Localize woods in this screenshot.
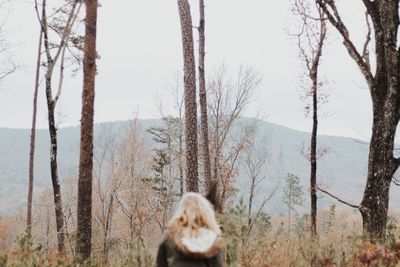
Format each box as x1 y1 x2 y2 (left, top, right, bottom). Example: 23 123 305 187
0 0 400 266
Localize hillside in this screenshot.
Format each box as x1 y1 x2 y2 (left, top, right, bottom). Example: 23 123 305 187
0 118 398 215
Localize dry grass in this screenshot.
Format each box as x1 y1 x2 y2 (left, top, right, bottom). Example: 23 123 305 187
1 207 400 266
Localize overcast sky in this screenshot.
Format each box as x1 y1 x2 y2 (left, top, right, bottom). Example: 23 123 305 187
0 0 377 140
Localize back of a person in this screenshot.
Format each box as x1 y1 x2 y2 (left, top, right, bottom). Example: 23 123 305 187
156 192 224 267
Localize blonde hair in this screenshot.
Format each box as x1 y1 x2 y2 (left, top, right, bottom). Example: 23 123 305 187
168 192 221 238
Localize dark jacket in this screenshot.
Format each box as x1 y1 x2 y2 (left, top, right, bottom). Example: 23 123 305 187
156 229 224 267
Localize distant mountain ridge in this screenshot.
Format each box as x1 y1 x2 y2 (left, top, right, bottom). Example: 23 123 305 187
1 118 399 215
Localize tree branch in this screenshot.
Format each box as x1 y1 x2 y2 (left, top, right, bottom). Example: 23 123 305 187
393 176 400 186
317 185 359 209
54 45 66 105
316 0 374 87
0 63 16 80
52 1 80 65
362 11 371 67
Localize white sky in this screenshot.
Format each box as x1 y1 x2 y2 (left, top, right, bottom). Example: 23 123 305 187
0 0 374 140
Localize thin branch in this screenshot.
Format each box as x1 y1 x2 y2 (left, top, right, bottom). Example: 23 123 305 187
52 1 80 65
317 185 359 209
146 199 164 231
362 11 371 67
54 45 66 105
248 184 278 236
392 176 400 186
0 63 16 80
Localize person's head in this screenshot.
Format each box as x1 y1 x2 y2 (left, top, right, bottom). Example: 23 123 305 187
168 192 221 238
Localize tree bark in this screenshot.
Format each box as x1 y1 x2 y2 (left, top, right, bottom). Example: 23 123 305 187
76 0 98 261
177 0 198 192
198 0 212 191
46 70 65 253
360 110 399 241
26 28 43 238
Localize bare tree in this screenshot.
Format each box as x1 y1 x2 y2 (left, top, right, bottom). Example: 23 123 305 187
114 122 154 266
92 126 125 263
316 0 400 241
26 28 43 239
293 0 327 237
243 128 276 237
76 0 98 261
177 0 199 192
207 65 261 210
34 0 82 253
197 0 212 191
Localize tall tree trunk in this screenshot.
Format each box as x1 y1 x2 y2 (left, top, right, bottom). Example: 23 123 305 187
26 29 43 238
46 69 65 254
76 0 98 261
177 0 198 192
360 108 399 240
198 0 212 191
310 80 318 237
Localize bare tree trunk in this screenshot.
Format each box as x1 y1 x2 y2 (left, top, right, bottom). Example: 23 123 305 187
177 0 198 192
360 111 399 240
76 0 98 261
198 0 212 191
46 70 66 254
294 2 326 237
26 29 43 238
310 78 318 237
309 15 325 236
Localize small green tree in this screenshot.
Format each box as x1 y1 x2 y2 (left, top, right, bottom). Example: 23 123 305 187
283 173 304 233
147 117 183 231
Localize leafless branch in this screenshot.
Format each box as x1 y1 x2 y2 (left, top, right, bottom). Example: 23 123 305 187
317 185 359 209
362 11 371 67
54 45 66 105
